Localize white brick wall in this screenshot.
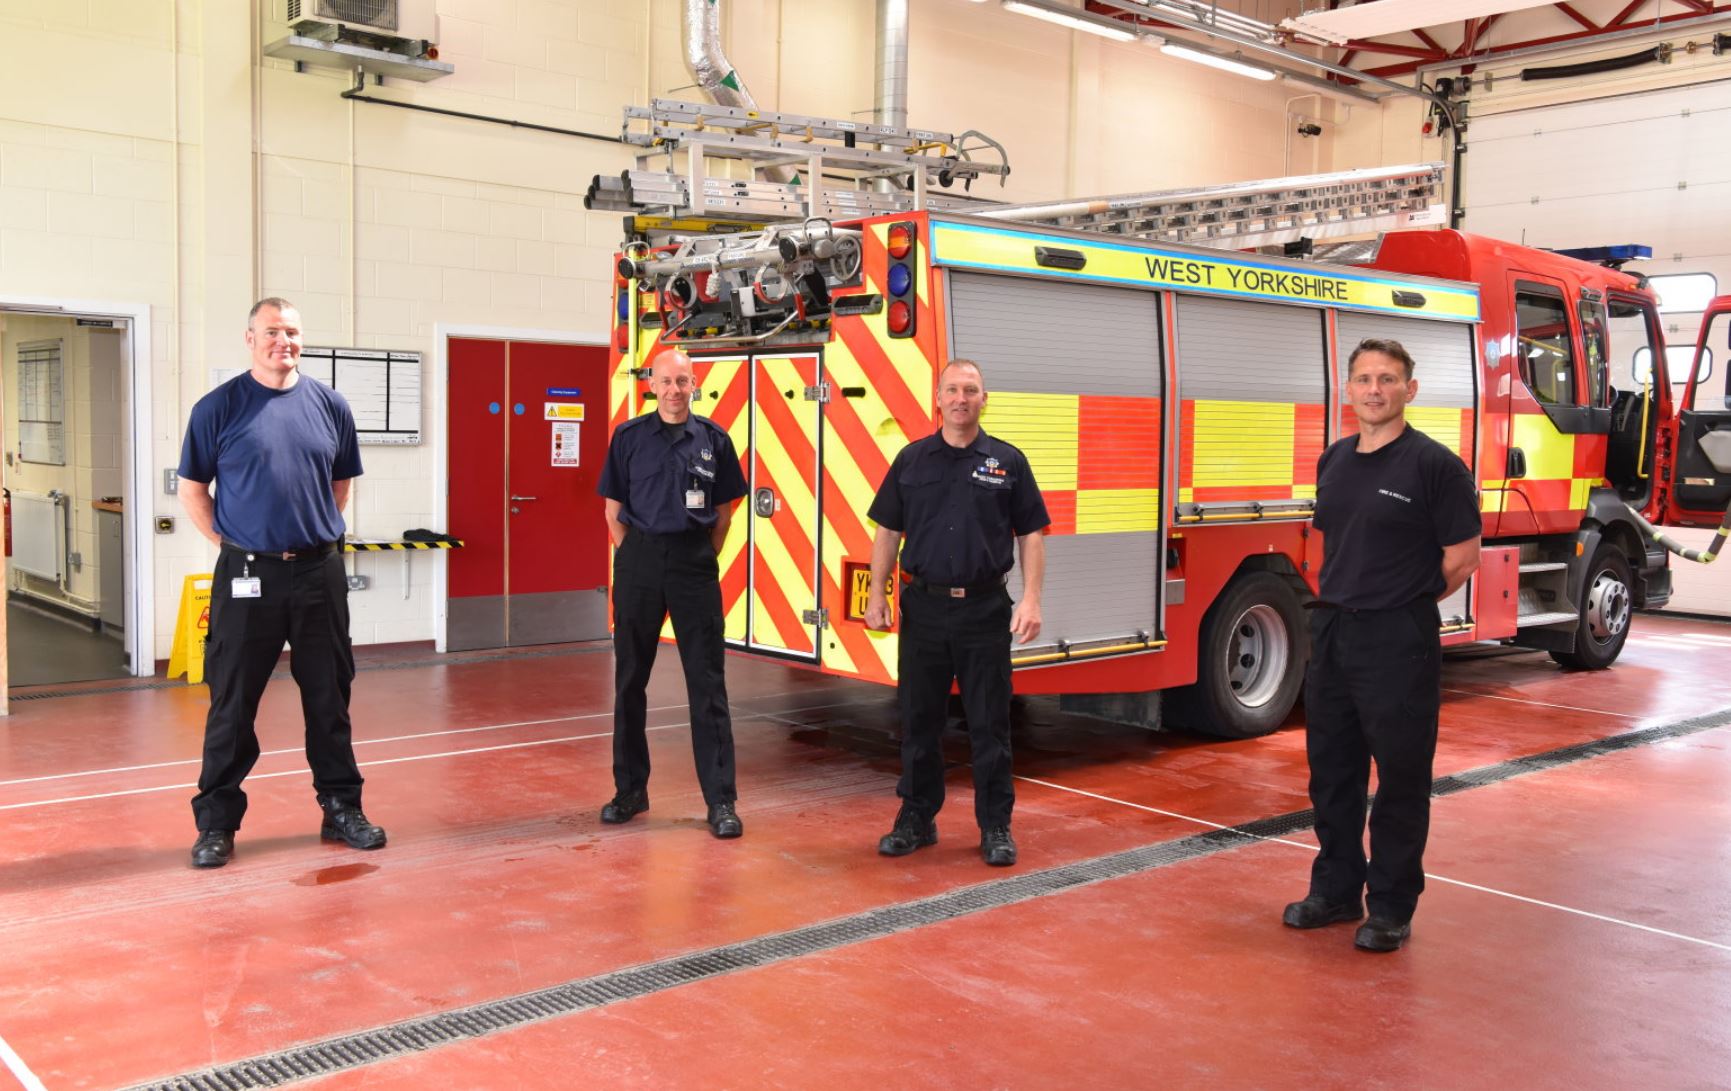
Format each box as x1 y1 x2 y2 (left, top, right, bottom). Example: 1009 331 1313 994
1 0 1339 670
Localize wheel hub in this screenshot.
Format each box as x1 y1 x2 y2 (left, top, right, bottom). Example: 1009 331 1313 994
1225 603 1290 709
1585 570 1631 643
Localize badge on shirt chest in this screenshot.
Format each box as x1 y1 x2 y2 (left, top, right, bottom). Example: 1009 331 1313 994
686 489 706 509
971 457 1010 488
231 577 262 599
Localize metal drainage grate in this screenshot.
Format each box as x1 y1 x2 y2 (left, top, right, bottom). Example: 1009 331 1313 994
125 704 1731 1091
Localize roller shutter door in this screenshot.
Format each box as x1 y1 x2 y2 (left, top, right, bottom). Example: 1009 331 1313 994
1174 295 1328 513
1335 312 1477 468
946 270 1165 651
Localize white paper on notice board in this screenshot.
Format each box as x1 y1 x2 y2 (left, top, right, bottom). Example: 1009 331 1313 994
551 421 580 466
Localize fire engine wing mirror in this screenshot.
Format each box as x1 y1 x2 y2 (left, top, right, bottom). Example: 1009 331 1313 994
1507 447 1528 479
1697 430 1731 474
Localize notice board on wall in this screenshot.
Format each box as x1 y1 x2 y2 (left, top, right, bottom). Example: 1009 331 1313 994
17 339 66 465
297 348 422 446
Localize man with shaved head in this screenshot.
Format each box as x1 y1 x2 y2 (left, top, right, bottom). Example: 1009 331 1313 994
597 349 749 838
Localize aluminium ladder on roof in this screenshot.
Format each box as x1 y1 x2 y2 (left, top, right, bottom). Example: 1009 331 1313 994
976 163 1447 250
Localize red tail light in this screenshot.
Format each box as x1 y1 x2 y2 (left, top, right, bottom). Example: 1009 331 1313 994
887 300 912 335
887 224 914 260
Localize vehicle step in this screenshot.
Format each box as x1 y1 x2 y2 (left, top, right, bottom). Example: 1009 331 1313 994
1517 610 1579 627
1519 562 1569 574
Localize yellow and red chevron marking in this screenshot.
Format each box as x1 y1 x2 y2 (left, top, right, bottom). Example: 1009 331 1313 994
983 392 1162 533
751 355 821 656
691 356 751 642
814 219 944 685
1178 400 1327 505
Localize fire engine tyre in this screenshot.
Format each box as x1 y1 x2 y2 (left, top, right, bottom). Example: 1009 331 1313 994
1549 545 1634 671
1168 572 1308 739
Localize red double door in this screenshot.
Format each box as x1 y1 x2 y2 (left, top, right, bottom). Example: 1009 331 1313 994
447 338 611 650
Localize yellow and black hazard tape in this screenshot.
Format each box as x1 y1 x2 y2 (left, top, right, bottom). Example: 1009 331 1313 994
342 540 464 552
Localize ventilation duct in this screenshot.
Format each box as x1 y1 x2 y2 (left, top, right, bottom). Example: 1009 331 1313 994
682 0 795 184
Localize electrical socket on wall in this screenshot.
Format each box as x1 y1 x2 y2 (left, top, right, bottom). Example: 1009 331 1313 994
163 469 178 494
347 575 370 591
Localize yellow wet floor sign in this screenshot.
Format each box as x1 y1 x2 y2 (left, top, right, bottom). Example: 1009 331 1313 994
167 573 213 684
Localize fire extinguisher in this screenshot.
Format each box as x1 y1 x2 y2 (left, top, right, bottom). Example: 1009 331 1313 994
3 487 10 558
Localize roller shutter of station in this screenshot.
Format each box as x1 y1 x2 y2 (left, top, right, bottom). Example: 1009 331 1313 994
946 270 1164 654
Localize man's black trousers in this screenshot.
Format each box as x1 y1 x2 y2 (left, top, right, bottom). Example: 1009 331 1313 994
1303 597 1442 922
193 546 362 832
611 529 737 805
895 583 1015 829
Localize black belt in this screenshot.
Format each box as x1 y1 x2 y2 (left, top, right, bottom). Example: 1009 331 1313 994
1306 597 1429 614
902 574 1006 599
221 540 339 561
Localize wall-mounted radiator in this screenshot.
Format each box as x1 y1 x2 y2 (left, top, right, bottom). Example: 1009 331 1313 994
10 491 65 582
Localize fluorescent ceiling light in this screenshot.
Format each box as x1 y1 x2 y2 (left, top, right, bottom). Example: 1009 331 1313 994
1002 0 1139 43
1160 42 1276 81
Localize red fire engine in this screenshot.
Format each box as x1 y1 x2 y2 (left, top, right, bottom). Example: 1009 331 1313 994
596 104 1728 739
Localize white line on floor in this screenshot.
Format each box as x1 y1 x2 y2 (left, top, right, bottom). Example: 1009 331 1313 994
0 697 867 812
1016 774 1731 954
0 689 857 789
0 1030 48 1091
1439 688 1641 718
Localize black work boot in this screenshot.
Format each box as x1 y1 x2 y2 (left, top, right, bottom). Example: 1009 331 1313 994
1354 916 1412 952
601 789 649 824
706 802 743 839
979 825 1017 867
190 830 235 869
877 806 938 857
1282 893 1365 929
320 802 387 850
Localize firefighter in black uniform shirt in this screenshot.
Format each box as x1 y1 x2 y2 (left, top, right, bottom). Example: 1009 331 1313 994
1283 338 1481 952
864 359 1049 867
597 349 749 838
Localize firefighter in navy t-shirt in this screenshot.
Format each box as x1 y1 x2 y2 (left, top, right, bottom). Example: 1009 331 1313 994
177 297 385 869
1283 338 1481 951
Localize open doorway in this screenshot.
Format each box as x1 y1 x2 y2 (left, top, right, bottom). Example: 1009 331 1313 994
1 303 150 689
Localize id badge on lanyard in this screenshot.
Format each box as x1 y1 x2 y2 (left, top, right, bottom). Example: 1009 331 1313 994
232 555 262 598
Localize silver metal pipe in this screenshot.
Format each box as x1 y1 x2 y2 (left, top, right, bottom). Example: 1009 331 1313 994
875 0 910 130
681 0 795 183
1415 10 1731 73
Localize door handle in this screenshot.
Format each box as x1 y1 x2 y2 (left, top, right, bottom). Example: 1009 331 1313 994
510 495 539 501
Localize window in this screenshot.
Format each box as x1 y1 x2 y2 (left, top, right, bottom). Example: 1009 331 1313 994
1516 289 1576 406
1579 299 1610 408
1647 272 1718 315
1632 345 1712 385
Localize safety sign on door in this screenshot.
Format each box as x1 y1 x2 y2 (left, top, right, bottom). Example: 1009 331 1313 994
545 402 585 420
551 421 580 467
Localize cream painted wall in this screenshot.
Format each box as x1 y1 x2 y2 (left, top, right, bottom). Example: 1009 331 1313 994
0 0 1335 661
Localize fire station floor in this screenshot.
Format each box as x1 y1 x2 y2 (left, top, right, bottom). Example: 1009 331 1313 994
1 615 1729 1091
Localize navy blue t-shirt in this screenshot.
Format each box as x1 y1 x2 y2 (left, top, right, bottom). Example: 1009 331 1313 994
597 412 748 534
1313 425 1481 610
868 429 1049 586
177 372 363 552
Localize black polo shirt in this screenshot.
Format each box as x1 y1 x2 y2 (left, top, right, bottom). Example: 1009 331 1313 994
1313 424 1481 610
597 412 748 533
868 428 1049 586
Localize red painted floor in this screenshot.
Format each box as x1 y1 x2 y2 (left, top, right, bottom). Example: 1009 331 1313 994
1 615 1729 1089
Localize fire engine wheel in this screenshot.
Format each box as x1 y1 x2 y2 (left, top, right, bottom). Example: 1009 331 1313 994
1549 545 1634 671
1168 572 1308 739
